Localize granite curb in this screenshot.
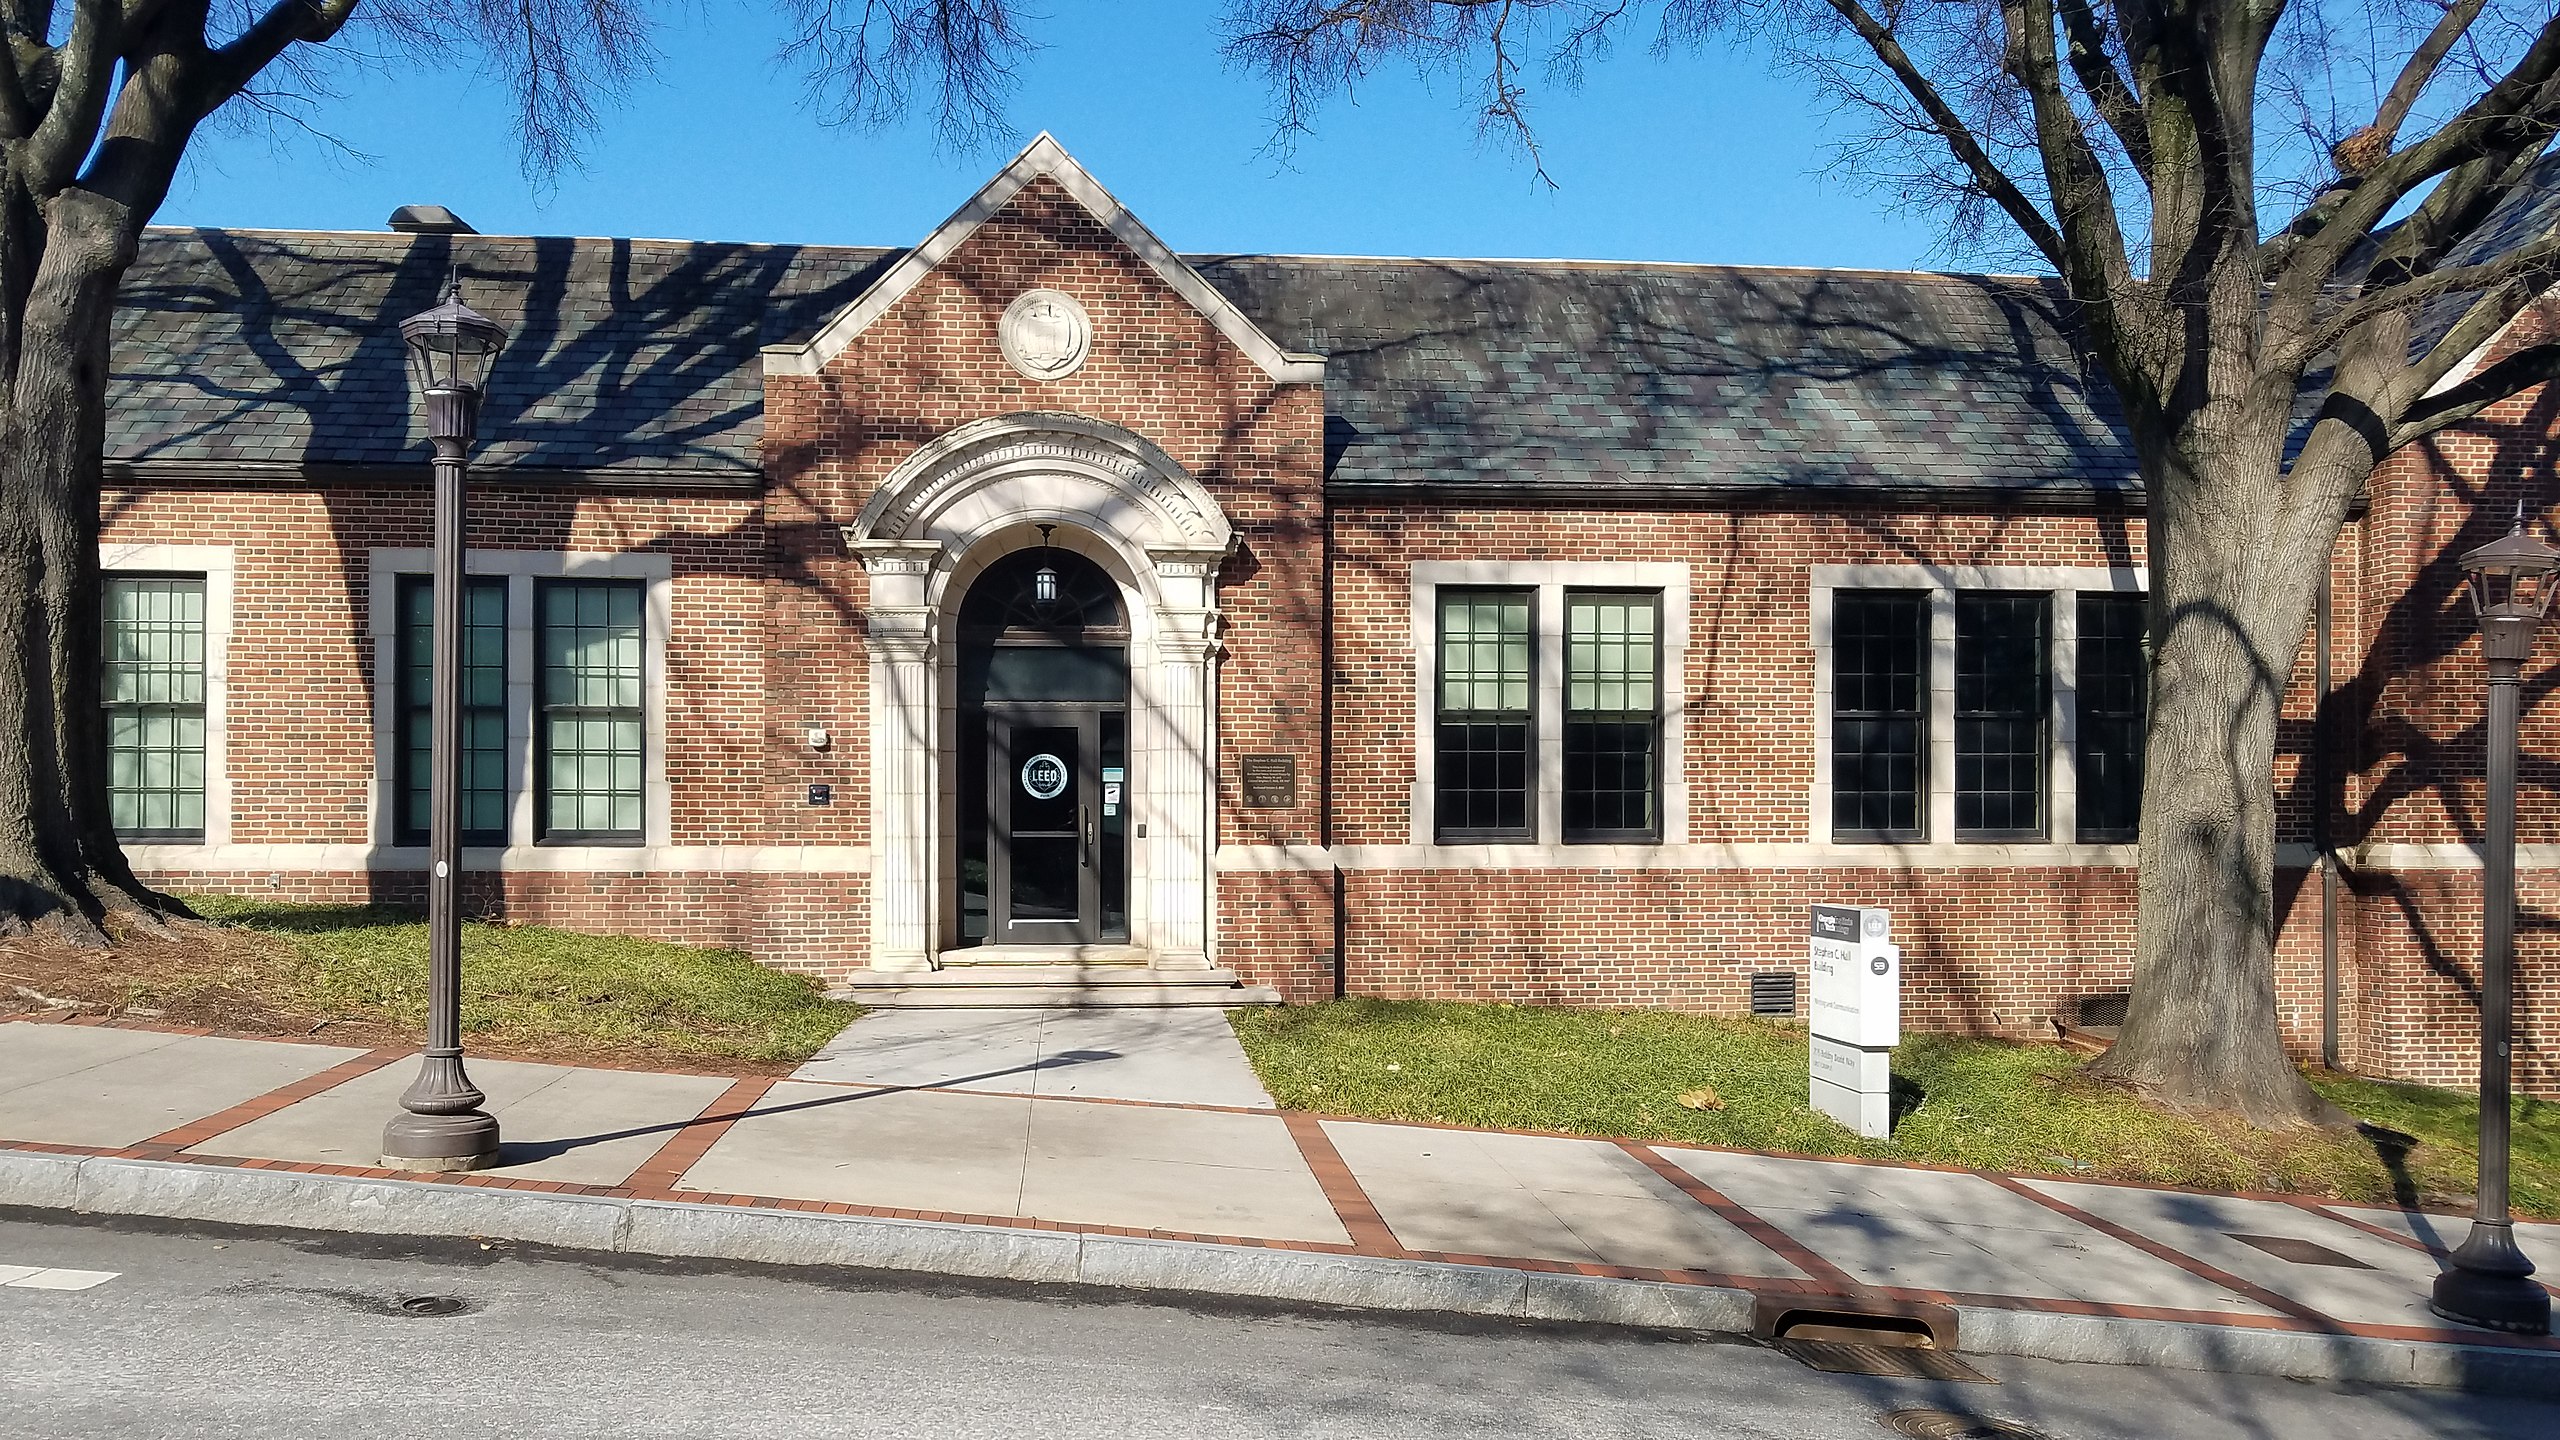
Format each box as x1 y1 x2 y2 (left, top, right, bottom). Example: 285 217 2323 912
5 1145 2555 1398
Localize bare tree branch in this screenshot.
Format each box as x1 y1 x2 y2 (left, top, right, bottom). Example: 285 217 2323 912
22 0 117 192
2341 0 2490 168
1820 0 2068 269
780 0 1032 152
2055 0 2151 179
2268 14 2560 290
2303 229 2560 360
1999 0 2135 304
2392 337 2560 445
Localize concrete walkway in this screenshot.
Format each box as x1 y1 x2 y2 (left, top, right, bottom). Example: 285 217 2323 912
788 1008 1275 1107
4 1014 2556 1393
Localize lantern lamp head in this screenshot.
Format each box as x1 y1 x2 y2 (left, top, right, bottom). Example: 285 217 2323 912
2461 504 2560 663
399 274 508 402
1032 524 1060 612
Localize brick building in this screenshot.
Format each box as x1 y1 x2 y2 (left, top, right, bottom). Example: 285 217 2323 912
98 136 2560 1093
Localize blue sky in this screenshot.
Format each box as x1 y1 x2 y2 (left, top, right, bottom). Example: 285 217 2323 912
161 2 1971 272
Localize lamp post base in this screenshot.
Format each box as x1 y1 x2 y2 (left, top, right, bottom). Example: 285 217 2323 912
380 1109 503 1173
381 1049 503 1173
2428 1222 2552 1335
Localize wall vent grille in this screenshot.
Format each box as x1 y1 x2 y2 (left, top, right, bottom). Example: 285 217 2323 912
1750 971 1798 1016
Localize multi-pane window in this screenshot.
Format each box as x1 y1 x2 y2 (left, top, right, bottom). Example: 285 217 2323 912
1954 593 2050 839
537 580 645 841
103 576 207 839
2075 594 2148 842
1435 589 1534 841
1563 591 1661 842
396 576 510 845
1830 592 1927 841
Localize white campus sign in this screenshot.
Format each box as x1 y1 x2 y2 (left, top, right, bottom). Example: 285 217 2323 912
1807 904 1902 1138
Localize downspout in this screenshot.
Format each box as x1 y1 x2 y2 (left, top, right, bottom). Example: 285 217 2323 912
1324 487 1346 1000
2318 567 2340 1070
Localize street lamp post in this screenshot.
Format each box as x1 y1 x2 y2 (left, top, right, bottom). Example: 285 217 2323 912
2431 510 2557 1336
381 277 510 1174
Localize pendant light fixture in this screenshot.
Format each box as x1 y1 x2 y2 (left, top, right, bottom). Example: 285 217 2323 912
1032 524 1061 614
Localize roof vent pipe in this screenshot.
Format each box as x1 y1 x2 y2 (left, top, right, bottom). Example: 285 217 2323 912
388 206 477 235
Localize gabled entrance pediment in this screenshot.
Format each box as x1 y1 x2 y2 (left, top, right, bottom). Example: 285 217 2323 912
761 133 1321 385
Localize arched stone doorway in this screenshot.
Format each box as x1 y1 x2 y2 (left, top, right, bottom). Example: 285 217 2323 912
845 414 1234 972
954 543 1130 947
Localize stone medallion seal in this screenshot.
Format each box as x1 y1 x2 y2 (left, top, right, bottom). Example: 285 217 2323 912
999 289 1092 381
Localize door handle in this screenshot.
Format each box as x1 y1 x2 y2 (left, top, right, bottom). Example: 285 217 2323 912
1082 806 1094 868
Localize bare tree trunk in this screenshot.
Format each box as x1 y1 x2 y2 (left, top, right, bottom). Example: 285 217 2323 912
2092 433 2337 1126
0 194 184 944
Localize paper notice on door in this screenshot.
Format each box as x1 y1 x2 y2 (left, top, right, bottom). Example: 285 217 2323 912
1103 766 1124 817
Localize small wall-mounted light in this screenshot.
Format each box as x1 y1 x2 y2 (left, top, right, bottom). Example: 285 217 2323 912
806 725 831 752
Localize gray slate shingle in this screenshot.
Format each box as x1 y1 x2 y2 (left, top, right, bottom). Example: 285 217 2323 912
108 228 2140 492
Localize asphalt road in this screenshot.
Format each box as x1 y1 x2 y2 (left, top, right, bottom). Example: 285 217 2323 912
1 1210 2552 1439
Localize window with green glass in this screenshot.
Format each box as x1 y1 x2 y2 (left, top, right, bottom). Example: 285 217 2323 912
1435 588 1534 841
1564 591 1661 842
103 575 208 840
396 576 510 845
537 579 645 842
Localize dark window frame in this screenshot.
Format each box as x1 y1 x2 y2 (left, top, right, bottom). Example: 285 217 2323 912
1829 589 1930 844
392 574 512 847
1561 588 1664 844
534 577 648 845
1953 591 2052 843
2073 592 2149 843
102 571 209 843
1433 585 1537 844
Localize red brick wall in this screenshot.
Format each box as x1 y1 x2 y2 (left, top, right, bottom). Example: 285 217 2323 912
92 181 2560 1096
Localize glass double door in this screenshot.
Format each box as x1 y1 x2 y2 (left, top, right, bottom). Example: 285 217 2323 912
984 706 1126 945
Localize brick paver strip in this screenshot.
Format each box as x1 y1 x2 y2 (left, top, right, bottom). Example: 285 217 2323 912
622 1076 775 1193
138 1047 413 1151
1279 1112 1408 1256
1617 1140 1866 1293
1982 1173 2346 1329
2282 1197 2560 1300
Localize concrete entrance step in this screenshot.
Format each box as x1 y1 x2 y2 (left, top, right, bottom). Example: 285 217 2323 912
831 966 1281 1008
941 944 1155 967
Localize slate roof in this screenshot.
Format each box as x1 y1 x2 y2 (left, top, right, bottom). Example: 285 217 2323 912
109 227 2139 493
1197 256 2132 494
110 230 893 479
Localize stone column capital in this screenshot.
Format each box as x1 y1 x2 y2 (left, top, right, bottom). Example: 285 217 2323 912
849 537 946 576
865 607 936 663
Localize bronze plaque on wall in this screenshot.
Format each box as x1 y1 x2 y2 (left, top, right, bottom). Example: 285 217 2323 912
1238 754 1297 808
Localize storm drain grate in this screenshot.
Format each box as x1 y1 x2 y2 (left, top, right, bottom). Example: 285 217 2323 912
2227 1232 2375 1269
1880 1409 2048 1439
1774 1339 1992 1383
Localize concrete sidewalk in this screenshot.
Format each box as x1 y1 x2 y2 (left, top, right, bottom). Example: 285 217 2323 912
787 1008 1275 1107
4 1014 2556 1395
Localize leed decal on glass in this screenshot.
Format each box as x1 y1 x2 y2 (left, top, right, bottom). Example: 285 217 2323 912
1021 753 1069 800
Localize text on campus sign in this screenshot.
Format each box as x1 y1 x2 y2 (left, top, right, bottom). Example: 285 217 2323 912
1807 904 1900 1050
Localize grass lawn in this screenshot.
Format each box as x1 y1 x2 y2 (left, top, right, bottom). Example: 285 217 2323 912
3 896 860 1073
1230 999 2560 1217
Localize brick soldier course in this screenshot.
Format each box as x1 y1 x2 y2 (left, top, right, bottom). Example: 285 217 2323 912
91 134 2560 1094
